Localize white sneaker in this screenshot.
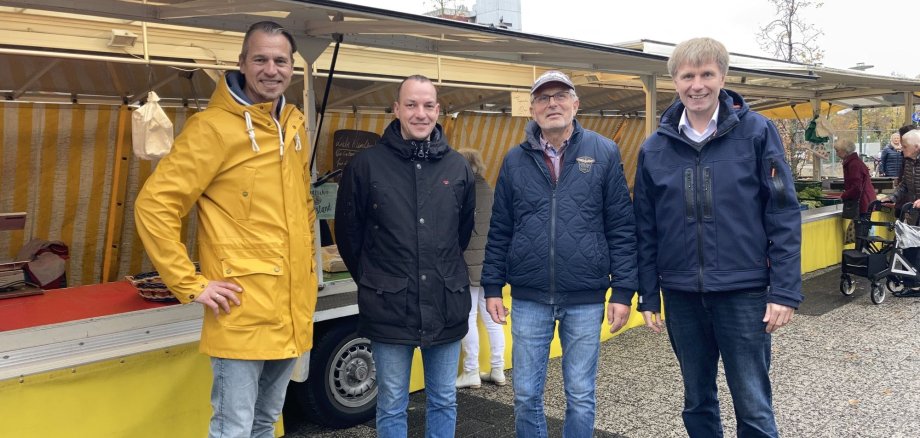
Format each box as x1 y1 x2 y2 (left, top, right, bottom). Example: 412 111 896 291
479 368 506 386
456 370 481 389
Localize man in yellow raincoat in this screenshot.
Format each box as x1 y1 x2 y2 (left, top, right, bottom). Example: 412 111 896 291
135 21 317 438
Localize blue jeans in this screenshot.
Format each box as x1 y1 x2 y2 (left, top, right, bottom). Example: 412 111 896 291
510 299 604 438
663 289 778 438
372 340 461 438
208 357 297 438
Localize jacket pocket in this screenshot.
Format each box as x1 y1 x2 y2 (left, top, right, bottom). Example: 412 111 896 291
358 272 409 326
218 257 283 327
443 274 471 327
766 158 791 209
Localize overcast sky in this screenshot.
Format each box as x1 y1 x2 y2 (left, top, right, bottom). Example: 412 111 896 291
338 0 915 78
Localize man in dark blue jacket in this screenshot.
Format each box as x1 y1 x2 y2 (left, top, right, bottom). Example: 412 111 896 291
482 70 638 438
634 38 801 438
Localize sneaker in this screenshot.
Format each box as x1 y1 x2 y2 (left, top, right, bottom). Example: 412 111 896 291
479 368 506 386
456 370 481 389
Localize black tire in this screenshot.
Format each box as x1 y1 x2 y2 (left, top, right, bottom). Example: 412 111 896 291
839 276 856 296
870 283 886 305
886 278 904 295
289 320 377 428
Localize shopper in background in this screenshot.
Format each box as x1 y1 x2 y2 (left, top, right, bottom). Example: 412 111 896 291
455 148 507 390
879 132 904 179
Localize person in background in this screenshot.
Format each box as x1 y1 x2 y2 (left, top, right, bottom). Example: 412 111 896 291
482 70 638 438
335 74 475 438
455 148 507 389
135 21 317 438
634 37 801 438
884 127 920 218
879 132 903 179
835 139 877 248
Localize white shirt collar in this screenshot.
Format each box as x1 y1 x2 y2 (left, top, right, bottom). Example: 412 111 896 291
678 106 720 143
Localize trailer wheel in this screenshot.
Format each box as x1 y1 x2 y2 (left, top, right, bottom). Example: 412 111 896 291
291 321 377 428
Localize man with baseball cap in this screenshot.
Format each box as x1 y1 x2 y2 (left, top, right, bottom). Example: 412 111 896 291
481 70 638 437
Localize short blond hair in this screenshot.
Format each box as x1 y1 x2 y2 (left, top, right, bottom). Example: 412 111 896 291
668 37 730 78
457 148 485 175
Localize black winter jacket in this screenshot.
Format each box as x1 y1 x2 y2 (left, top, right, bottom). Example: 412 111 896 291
481 119 638 305
335 120 475 347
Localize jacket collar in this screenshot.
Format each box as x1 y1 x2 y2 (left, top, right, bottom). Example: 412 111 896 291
523 118 584 151
658 89 748 147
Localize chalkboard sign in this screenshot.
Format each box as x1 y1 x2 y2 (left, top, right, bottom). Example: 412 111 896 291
332 129 380 180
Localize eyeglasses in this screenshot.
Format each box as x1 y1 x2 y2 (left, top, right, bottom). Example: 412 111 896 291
532 91 573 105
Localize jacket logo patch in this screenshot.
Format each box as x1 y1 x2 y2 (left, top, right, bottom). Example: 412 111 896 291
576 156 596 173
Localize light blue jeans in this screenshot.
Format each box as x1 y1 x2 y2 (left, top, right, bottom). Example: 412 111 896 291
511 299 604 438
372 340 461 438
208 357 297 438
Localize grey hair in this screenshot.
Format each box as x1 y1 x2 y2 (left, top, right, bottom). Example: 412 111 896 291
457 148 486 175
903 129 920 147
241 21 296 59
530 89 579 104
836 139 856 155
668 37 730 78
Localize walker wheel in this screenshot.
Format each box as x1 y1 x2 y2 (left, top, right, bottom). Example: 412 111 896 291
870 283 886 305
839 276 856 296
886 278 904 295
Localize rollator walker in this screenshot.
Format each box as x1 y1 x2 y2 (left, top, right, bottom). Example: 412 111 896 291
840 202 920 304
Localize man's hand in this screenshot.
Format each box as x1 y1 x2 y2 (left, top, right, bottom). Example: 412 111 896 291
641 311 664 334
486 297 508 325
195 280 242 316
763 303 794 333
607 302 631 333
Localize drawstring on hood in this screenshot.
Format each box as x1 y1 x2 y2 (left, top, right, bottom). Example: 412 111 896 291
244 111 260 153
410 140 431 161
380 119 449 162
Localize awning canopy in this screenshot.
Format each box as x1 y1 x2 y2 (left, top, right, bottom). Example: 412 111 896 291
0 1 916 117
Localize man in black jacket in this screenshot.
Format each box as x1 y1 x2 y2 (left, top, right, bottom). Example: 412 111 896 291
335 74 475 438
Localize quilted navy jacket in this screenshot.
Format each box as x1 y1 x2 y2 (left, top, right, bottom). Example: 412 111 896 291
481 119 638 305
633 89 803 312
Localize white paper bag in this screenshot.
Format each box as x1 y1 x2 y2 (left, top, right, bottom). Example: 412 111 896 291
132 91 174 160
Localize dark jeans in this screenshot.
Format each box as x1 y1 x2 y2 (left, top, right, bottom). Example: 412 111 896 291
663 289 778 438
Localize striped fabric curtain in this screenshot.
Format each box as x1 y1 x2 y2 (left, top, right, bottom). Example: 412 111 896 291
1 105 648 287
0 103 196 286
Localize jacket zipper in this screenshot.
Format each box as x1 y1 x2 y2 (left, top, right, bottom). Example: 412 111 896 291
695 156 704 293
528 151 557 303
684 168 694 221
702 166 713 219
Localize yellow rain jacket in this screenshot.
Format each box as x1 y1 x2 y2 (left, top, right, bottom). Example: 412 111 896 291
135 72 317 359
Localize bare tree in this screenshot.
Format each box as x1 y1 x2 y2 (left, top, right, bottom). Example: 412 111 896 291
425 0 469 17
757 0 826 179
757 0 824 64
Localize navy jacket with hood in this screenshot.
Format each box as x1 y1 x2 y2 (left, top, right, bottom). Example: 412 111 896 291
481 119 638 305
335 119 475 347
633 89 803 312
